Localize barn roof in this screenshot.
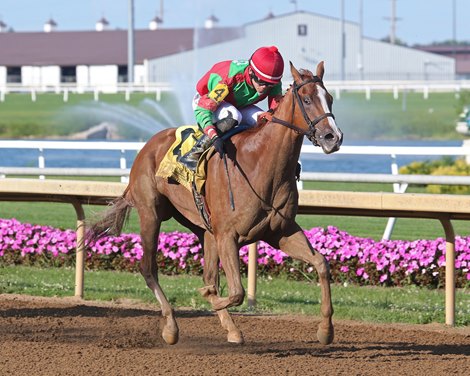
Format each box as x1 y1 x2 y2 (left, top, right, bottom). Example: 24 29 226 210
416 45 470 75
0 27 242 66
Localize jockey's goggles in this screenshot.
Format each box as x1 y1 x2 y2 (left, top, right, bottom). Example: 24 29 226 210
250 72 276 87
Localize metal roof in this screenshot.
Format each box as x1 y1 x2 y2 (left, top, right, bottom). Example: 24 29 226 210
0 27 242 66
416 45 470 74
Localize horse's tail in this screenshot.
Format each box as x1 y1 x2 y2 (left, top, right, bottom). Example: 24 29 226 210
86 187 133 244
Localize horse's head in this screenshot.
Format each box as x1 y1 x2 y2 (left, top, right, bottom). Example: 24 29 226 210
288 61 343 154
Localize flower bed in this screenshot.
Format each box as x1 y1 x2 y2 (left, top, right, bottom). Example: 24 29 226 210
1 218 469 287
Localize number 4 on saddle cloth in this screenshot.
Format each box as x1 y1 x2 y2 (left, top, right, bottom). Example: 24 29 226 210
157 124 252 192
156 124 252 231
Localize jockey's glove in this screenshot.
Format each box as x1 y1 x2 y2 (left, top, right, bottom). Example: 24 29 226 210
212 136 225 158
258 111 273 124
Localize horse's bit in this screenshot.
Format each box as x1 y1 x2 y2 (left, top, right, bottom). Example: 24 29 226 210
271 76 335 145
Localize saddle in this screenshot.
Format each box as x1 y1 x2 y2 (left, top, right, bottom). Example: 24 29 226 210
156 124 252 231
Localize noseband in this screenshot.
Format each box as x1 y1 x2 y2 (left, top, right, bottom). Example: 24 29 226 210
271 76 335 145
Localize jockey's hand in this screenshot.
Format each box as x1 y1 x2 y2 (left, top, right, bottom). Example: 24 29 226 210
212 136 225 158
258 111 273 124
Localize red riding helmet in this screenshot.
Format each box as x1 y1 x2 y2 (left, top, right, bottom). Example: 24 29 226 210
249 46 284 84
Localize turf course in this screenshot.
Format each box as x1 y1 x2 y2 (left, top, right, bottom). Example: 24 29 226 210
0 90 468 140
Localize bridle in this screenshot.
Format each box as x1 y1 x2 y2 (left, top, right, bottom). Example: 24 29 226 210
271 76 335 146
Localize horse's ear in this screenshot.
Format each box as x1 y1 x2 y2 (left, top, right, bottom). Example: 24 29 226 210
289 61 302 83
316 61 325 80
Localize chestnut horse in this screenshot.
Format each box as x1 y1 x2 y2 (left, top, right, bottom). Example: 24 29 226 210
87 62 343 346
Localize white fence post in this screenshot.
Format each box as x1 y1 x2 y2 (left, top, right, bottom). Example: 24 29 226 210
382 153 408 240
38 148 45 180
120 149 129 183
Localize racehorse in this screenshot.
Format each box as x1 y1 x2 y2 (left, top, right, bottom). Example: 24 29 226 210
87 61 343 346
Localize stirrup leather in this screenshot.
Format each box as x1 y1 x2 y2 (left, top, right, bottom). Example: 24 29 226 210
191 181 213 232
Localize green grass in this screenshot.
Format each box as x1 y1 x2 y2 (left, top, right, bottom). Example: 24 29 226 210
333 91 467 140
0 91 185 139
0 90 468 140
1 265 469 326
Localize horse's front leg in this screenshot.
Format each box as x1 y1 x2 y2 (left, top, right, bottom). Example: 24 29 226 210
199 234 244 344
276 223 334 345
200 235 245 311
216 236 245 309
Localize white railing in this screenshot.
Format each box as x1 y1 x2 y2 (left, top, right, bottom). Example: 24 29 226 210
298 143 470 239
300 143 470 184
0 140 144 182
0 83 174 102
1 80 470 102
301 144 469 156
1 140 468 169
1 139 469 181
326 80 470 100
2 139 470 239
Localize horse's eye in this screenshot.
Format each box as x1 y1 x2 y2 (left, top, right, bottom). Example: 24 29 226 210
303 97 311 105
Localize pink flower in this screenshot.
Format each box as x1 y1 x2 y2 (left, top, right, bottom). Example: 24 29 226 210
1 219 470 288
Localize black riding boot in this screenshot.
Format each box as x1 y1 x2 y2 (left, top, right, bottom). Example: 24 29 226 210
178 134 212 171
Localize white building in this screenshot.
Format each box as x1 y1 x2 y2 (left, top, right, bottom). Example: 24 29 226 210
0 10 456 92
147 11 455 84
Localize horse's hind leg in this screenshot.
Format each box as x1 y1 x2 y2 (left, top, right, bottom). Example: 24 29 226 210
137 197 179 345
274 224 334 345
199 233 244 344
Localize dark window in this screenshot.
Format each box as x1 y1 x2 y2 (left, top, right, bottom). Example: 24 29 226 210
298 24 307 36
118 65 128 83
6 66 21 83
61 66 76 83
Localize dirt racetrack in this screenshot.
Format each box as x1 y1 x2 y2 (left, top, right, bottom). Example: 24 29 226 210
0 294 469 376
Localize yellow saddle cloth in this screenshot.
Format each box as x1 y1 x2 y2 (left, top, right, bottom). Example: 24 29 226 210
156 125 210 192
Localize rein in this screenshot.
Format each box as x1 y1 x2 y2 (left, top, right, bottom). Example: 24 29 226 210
271 76 335 145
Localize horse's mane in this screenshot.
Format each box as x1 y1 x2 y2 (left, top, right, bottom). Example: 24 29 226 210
276 68 314 106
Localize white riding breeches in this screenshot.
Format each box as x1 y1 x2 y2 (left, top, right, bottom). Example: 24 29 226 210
192 94 263 127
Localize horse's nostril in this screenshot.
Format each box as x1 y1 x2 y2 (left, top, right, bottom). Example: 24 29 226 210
325 133 335 141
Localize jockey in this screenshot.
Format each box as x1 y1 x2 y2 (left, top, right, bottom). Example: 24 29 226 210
178 46 284 170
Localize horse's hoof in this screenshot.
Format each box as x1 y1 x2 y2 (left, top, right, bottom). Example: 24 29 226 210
317 325 334 345
162 326 179 345
227 330 244 344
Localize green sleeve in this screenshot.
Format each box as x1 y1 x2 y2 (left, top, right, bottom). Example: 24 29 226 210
194 107 214 130
194 73 226 130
